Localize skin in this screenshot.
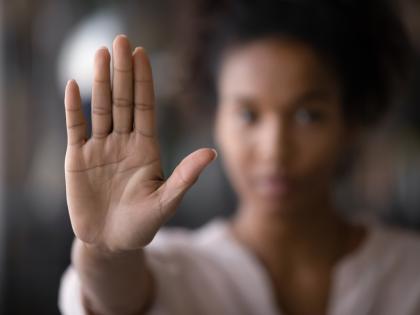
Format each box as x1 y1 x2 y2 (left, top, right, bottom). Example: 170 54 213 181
65 35 365 315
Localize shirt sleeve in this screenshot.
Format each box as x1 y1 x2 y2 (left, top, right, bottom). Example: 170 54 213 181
57 228 193 315
58 267 87 315
57 253 190 315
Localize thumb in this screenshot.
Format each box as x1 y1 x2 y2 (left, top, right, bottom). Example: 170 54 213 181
158 148 217 215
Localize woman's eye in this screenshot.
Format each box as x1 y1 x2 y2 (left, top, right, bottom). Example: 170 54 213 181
295 108 323 125
238 108 258 124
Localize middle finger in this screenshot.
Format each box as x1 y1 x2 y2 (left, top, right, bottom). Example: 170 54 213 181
112 35 133 134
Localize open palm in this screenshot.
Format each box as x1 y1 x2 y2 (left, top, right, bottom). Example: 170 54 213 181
64 35 216 252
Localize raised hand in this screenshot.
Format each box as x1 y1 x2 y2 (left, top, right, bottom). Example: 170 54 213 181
64 35 216 253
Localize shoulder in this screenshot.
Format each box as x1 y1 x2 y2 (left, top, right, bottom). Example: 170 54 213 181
329 224 420 315
366 225 420 313
351 224 420 310
374 225 420 289
336 223 420 290
347 223 420 281
372 224 420 265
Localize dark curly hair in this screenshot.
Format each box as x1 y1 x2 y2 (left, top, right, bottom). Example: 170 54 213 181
179 0 413 125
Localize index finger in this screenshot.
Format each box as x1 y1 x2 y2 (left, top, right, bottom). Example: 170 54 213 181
133 47 155 138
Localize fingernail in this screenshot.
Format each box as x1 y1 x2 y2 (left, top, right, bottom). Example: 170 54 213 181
211 149 218 161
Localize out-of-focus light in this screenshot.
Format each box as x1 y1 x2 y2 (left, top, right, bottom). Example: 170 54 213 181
57 10 125 100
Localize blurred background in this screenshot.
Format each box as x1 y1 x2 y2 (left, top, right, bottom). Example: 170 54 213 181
0 0 420 314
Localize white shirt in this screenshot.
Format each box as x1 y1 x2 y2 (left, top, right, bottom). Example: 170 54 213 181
59 219 420 315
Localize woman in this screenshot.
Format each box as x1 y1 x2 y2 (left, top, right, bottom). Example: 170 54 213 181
59 1 420 314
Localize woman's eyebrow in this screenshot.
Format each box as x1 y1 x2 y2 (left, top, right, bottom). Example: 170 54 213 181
229 95 257 106
291 89 332 107
224 89 332 108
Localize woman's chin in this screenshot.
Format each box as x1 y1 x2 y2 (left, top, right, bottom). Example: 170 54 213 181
253 195 299 215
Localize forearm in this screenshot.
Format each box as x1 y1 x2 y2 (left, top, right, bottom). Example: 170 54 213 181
71 239 153 315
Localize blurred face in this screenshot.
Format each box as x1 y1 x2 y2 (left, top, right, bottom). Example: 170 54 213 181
215 38 352 216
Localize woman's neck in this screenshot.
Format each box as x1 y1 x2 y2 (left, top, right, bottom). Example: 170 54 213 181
230 199 364 268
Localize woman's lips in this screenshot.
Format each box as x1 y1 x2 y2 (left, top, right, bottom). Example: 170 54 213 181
253 175 295 197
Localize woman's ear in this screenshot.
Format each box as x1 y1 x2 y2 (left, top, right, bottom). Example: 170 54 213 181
346 124 362 148
334 123 364 179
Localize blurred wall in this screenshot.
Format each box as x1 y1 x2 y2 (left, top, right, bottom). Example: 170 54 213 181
0 0 6 311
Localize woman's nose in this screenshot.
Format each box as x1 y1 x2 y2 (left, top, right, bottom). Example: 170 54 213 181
257 117 292 166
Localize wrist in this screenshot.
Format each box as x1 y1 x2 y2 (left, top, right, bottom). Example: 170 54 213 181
71 238 144 266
